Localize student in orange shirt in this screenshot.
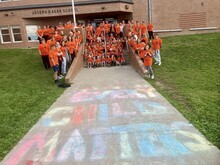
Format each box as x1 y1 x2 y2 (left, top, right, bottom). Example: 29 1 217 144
96 56 101 67
106 56 112 67
144 44 154 79
49 44 59 83
121 55 126 65
54 31 62 42
56 42 64 79
141 34 149 45
152 34 162 65
66 37 76 64
38 39 50 69
147 21 154 41
115 23 121 38
47 37 56 47
101 55 106 67
87 54 93 68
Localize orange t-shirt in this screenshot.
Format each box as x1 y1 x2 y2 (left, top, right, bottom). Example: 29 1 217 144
147 24 153 32
54 34 62 42
38 43 49 55
49 50 58 66
144 49 153 66
141 37 149 44
139 50 147 59
140 24 147 35
47 40 56 47
37 29 44 37
115 25 120 34
152 38 162 50
66 41 76 54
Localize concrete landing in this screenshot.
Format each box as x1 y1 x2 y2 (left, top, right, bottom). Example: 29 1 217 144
1 66 220 165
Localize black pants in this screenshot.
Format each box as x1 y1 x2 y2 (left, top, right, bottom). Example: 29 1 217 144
41 55 50 69
148 31 154 40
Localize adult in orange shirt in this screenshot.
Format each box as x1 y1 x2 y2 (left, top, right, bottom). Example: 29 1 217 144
38 39 50 69
147 21 154 40
37 26 44 43
140 21 147 36
49 44 59 83
143 44 154 79
43 26 49 41
152 34 162 65
115 23 121 37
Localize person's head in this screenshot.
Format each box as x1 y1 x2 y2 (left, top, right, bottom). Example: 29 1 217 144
41 39 45 44
50 44 56 50
149 21 151 24
145 44 150 50
67 36 71 41
154 34 158 39
61 41 66 46
56 42 61 47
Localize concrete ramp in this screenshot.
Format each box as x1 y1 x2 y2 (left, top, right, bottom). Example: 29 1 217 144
2 66 220 165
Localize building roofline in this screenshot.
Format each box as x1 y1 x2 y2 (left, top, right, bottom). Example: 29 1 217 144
0 0 134 11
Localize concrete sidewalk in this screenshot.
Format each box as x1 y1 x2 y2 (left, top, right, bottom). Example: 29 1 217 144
1 66 220 165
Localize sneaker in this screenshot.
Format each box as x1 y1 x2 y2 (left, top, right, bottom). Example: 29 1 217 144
155 62 158 65
54 79 59 84
58 75 64 79
158 62 161 66
151 75 155 79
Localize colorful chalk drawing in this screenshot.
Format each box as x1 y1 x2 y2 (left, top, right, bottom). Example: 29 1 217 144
4 88 215 164
5 123 214 164
57 129 85 162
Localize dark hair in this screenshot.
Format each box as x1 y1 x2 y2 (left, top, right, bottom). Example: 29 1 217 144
50 44 56 48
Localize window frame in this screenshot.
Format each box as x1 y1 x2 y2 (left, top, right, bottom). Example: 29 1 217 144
26 25 39 43
0 26 11 44
10 26 23 43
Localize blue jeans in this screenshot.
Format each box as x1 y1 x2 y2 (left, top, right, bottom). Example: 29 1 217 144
153 50 161 63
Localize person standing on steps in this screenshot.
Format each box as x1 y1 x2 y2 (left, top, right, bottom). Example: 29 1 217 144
147 21 154 41
152 34 162 66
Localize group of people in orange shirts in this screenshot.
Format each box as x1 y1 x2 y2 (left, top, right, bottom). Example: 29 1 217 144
37 20 162 83
37 21 83 83
127 21 162 79
84 21 126 68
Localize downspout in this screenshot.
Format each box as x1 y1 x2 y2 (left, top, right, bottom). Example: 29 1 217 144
148 0 152 22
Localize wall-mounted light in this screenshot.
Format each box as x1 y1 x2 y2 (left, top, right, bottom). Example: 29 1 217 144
4 13 9 16
125 5 129 9
101 6 106 10
201 2 204 6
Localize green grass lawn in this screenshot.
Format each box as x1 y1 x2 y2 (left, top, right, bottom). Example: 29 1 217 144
148 33 220 148
0 49 65 160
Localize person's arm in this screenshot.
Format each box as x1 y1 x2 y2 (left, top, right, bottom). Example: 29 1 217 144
50 57 55 66
38 46 42 55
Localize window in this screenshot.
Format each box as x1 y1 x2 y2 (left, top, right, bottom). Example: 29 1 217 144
11 26 22 42
0 27 11 43
26 25 38 42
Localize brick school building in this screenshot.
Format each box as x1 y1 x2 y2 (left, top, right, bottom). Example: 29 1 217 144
0 0 219 48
